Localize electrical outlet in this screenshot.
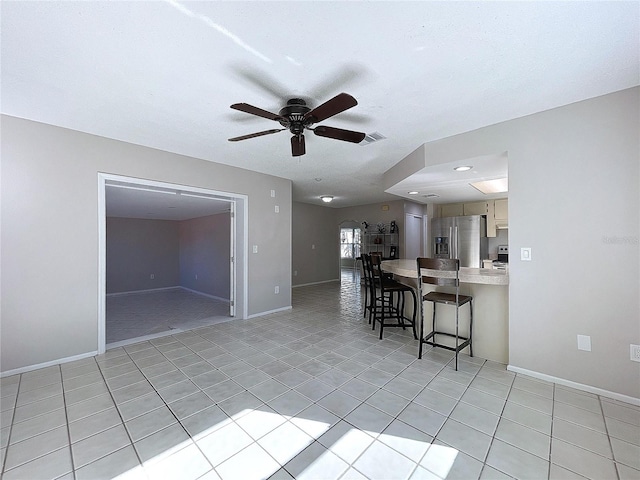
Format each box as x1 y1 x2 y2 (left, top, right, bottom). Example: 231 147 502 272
631 344 640 362
294 270 298 276
275 205 280 213
253 245 258 254
150 274 155 279
271 190 276 198
521 247 532 261
195 274 198 280
274 286 279 294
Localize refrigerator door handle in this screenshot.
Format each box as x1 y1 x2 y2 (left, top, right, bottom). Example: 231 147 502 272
454 225 459 260
449 226 453 259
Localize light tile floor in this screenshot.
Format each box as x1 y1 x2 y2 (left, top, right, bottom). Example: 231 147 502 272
1 274 639 479
107 288 230 344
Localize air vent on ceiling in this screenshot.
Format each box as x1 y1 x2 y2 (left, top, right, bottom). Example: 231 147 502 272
422 193 440 198
360 131 387 145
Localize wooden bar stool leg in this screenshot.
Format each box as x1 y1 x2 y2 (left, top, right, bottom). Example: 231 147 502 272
410 289 418 339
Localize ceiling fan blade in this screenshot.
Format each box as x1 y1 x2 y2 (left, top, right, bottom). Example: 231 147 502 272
228 128 285 142
230 103 283 121
313 125 366 144
291 134 306 157
303 93 358 123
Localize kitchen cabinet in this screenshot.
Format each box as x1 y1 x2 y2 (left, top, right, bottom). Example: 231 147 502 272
436 199 508 237
439 203 464 217
494 199 508 220
463 202 489 216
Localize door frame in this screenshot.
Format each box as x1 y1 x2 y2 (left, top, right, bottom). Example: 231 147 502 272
97 173 248 354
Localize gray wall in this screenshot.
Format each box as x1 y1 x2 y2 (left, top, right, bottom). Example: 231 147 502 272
291 200 424 286
292 202 340 286
420 87 639 399
106 217 180 294
1 115 292 373
180 213 230 298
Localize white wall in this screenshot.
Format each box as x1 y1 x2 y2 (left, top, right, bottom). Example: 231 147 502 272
0 115 292 373
421 87 640 399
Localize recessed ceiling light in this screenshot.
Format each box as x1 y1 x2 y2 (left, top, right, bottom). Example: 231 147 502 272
321 195 333 203
315 178 322 182
408 191 419 195
454 166 473 172
470 178 508 194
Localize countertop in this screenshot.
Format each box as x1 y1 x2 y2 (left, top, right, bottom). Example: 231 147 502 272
381 259 509 286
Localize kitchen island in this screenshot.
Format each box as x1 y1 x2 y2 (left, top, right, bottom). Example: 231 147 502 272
381 259 509 364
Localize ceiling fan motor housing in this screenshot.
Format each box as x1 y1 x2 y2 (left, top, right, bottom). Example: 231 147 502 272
279 98 313 134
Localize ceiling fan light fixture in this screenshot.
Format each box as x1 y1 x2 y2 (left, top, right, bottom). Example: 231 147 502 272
321 195 334 203
454 165 473 172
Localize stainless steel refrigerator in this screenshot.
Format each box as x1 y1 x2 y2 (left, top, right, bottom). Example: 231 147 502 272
432 215 488 268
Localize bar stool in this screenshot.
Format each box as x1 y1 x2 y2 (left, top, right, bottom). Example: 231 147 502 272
416 257 473 370
367 253 418 340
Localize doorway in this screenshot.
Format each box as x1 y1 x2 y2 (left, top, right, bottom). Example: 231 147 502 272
97 174 248 354
339 221 362 283
405 213 426 260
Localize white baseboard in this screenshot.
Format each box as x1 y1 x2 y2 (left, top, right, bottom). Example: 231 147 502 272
293 279 340 288
179 287 230 303
1 350 99 378
246 305 292 319
106 286 180 297
507 365 640 407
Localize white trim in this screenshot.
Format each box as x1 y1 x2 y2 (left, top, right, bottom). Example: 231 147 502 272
97 175 107 354
179 286 230 304
507 365 640 407
97 173 249 355
246 305 292 319
106 286 181 297
292 279 340 288
1 351 98 378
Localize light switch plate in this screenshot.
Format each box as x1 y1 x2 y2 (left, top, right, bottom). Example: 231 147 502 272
577 335 591 351
521 247 532 261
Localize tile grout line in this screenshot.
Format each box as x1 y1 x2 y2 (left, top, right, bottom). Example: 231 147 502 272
0 373 21 477
599 394 621 480
478 364 515 479
92 349 146 474
58 363 77 478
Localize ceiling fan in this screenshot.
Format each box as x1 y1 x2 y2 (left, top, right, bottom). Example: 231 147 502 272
228 93 366 157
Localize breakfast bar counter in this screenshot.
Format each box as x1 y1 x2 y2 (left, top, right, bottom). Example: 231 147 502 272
381 259 509 364
381 259 509 286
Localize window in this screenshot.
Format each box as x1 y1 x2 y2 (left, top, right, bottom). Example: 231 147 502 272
340 228 361 259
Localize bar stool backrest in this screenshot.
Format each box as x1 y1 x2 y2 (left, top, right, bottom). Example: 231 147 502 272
417 257 460 288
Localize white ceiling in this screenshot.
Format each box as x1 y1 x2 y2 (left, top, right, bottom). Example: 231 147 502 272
2 1 638 209
106 182 230 221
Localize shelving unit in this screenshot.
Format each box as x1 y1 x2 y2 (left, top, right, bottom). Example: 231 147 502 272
362 223 399 259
